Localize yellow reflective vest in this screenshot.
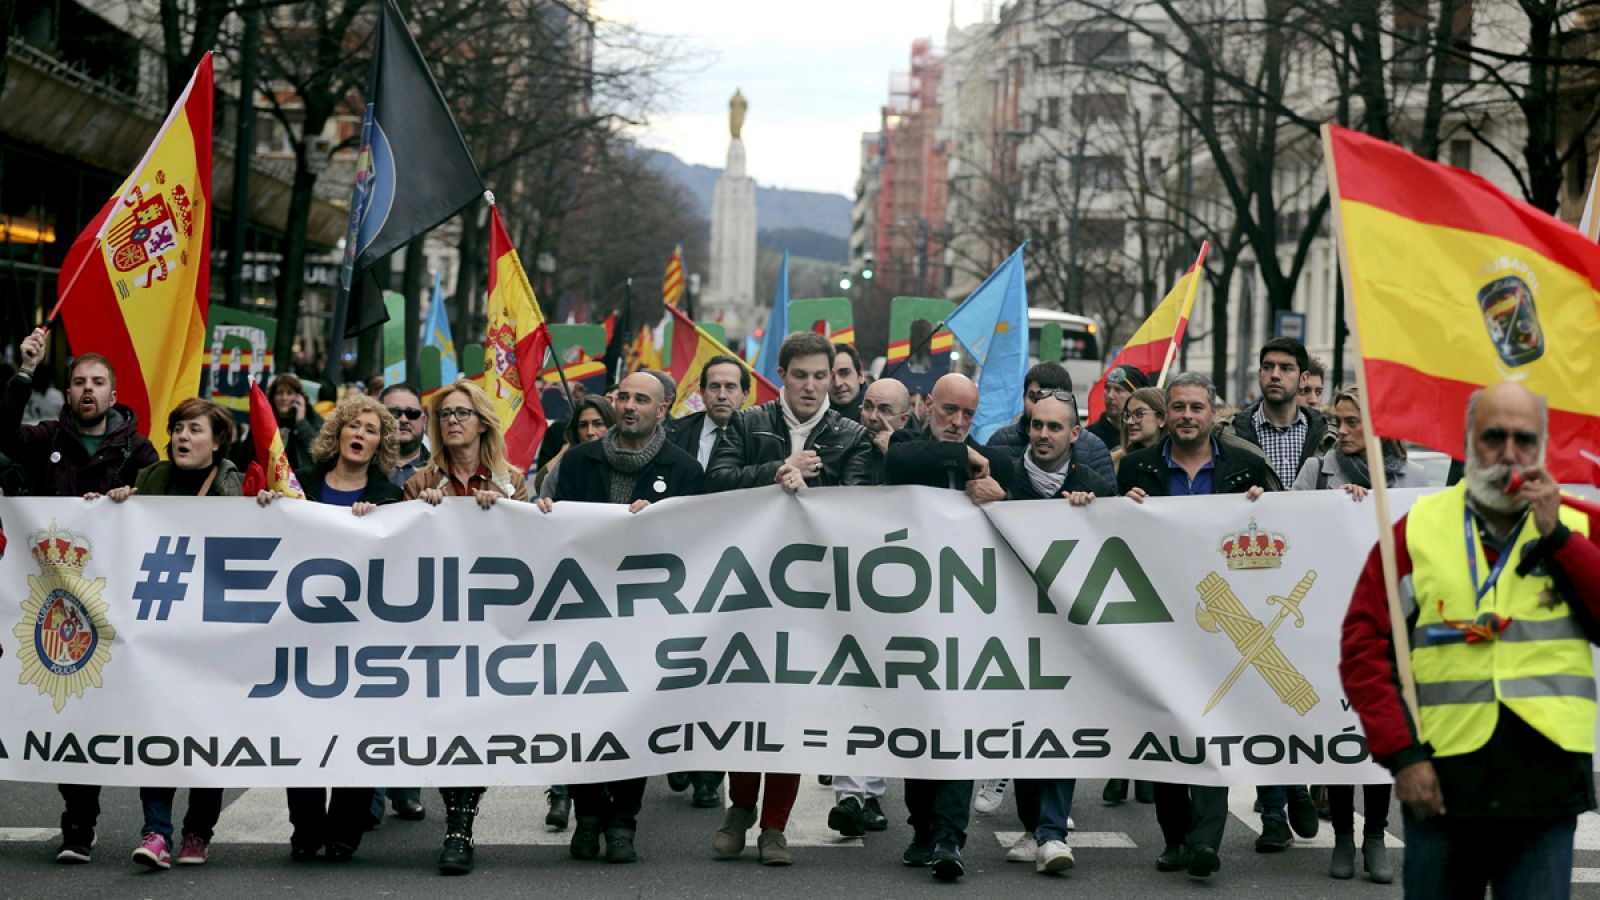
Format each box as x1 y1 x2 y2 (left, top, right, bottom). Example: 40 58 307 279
1406 483 1595 757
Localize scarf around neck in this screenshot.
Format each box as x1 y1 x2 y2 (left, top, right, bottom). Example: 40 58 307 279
600 426 666 503
1024 450 1072 498
1334 448 1407 489
780 390 830 456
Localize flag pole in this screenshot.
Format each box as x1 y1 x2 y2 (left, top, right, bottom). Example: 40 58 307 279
1155 240 1209 389
1321 124 1420 722
485 190 575 410
45 239 102 324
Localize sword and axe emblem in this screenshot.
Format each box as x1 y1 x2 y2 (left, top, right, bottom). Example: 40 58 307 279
1195 571 1319 715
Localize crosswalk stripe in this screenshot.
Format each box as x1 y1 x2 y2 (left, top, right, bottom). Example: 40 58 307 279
212 787 293 844
1574 811 1600 851
0 827 57 842
995 830 1138 849
1225 791 1403 849
1573 867 1600 883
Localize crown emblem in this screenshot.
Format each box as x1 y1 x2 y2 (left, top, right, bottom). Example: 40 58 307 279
1219 519 1287 570
29 523 94 573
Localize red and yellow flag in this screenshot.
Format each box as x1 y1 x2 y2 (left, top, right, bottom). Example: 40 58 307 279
247 381 305 498
484 206 552 470
1325 124 1600 481
663 243 686 308
58 52 213 456
666 306 778 417
1087 241 1208 422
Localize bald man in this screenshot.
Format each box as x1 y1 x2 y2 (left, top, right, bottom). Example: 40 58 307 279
859 378 911 483
1344 381 1600 897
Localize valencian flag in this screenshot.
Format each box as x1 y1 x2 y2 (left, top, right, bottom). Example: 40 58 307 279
1087 241 1209 422
1323 124 1600 482
665 305 779 416
484 205 553 470
56 52 213 457
663 243 687 308
246 381 305 498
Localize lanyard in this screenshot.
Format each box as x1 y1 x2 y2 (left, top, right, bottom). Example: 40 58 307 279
1464 507 1527 607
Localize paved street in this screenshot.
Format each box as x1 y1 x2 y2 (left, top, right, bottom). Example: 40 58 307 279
4 777 1600 898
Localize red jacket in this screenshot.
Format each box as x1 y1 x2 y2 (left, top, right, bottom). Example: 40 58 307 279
1341 507 1600 772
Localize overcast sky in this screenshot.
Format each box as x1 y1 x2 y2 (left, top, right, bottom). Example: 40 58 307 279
601 0 990 198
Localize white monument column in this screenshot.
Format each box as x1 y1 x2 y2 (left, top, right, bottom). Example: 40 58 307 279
704 90 759 340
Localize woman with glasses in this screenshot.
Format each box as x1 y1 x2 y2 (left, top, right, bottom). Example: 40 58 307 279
256 394 403 861
1111 386 1168 472
1293 385 1423 883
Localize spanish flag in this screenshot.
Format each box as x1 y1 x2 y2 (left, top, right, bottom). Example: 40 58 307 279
58 52 213 457
1087 241 1208 422
663 243 686 308
247 381 305 498
666 306 778 417
1324 124 1600 481
484 205 552 470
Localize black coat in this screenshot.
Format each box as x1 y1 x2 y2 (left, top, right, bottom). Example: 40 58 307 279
883 426 1018 496
1116 438 1278 498
667 411 709 459
554 437 704 504
0 375 157 497
295 460 406 506
1009 454 1116 500
704 399 872 492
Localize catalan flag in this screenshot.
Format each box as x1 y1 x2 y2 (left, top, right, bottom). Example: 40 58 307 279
665 306 779 416
1087 241 1208 422
663 243 686 309
1323 124 1600 482
248 381 304 498
484 205 553 470
58 52 213 457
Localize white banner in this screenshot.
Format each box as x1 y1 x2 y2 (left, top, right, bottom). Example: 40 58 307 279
0 487 1420 787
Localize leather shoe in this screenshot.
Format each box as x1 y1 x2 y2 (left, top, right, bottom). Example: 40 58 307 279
931 840 965 881
1134 780 1155 804
1186 844 1220 877
862 797 888 831
1156 844 1188 871
393 798 425 821
827 797 866 837
1102 779 1129 804
604 830 638 864
545 793 571 831
570 816 602 860
692 783 720 808
667 772 691 793
1288 788 1320 839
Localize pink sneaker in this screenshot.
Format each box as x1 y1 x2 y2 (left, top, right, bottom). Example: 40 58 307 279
176 833 209 865
131 832 171 870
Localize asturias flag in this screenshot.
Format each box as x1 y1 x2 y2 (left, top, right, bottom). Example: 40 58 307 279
1324 124 1600 482
422 271 459 384
666 305 779 417
755 250 791 384
484 205 552 471
58 52 213 457
944 243 1029 443
248 381 305 498
1087 241 1209 422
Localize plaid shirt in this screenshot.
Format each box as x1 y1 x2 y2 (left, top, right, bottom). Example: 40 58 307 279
1252 405 1308 486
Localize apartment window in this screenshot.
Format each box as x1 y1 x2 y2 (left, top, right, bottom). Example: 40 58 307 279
1449 139 1471 171
1393 0 1428 82
1074 31 1129 64
1048 37 1065 66
1046 217 1061 244
1080 155 1125 191
1072 92 1127 123
1046 97 1062 129
1080 217 1125 250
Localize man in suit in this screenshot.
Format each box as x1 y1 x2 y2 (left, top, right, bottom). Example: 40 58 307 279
667 354 748 469
830 342 867 422
536 371 703 865
882 373 1012 882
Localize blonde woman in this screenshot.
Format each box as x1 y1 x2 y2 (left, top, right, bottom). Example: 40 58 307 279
402 380 527 508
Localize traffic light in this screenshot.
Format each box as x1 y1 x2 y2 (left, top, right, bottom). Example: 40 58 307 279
860 265 873 281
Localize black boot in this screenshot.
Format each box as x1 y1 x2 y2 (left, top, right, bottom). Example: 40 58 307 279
438 788 482 875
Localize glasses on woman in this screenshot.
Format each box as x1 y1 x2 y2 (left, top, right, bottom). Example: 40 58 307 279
437 407 479 423
1123 408 1155 424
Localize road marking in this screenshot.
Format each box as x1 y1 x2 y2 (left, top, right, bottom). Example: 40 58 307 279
995 830 1137 849
212 788 294 844
1574 811 1600 851
1574 867 1600 883
0 827 57 842
1225 791 1402 849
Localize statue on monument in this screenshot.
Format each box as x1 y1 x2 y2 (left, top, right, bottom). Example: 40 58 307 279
729 89 747 140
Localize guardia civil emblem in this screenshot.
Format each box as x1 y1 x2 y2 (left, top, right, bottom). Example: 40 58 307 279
1477 259 1545 370
12 523 116 712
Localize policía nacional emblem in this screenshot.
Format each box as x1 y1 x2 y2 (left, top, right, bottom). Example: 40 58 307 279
1194 520 1319 716
12 523 116 712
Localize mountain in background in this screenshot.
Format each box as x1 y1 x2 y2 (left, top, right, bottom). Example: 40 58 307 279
639 147 851 263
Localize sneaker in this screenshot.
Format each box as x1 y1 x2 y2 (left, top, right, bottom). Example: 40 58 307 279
1005 832 1038 862
1037 839 1075 874
55 827 94 864
901 838 934 867
931 840 965 881
1067 815 1075 830
131 832 172 870
175 833 209 865
973 778 1008 814
1255 819 1292 853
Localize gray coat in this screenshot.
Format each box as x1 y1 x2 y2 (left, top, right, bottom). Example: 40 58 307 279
1291 447 1428 492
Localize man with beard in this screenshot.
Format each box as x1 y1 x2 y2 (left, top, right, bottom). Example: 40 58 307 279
381 384 430 488
830 342 867 422
536 370 703 865
2 326 158 864
1343 382 1600 898
856 377 912 484
986 362 1116 485
668 354 748 468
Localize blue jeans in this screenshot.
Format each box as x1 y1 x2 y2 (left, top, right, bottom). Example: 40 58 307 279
1021 779 1077 843
140 787 223 843
903 779 973 846
1256 784 1309 826
1403 811 1576 900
